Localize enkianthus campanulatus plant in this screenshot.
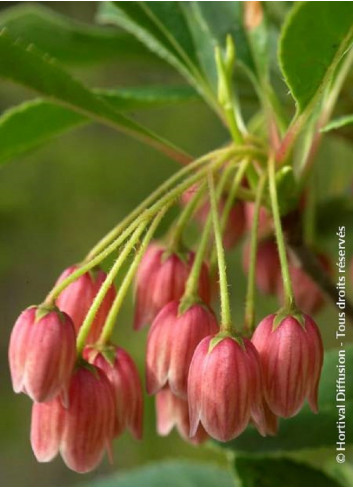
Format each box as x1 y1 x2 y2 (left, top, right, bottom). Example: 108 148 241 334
7 2 353 475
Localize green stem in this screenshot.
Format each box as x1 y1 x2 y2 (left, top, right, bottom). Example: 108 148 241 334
76 221 147 355
268 156 295 309
45 214 151 304
46 149 242 303
86 145 263 260
98 208 168 345
169 180 207 250
208 171 232 332
244 173 267 333
181 164 236 308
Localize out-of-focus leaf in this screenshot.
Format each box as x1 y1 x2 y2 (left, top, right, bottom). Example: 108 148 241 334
217 345 353 453
0 86 198 165
96 2 202 85
321 115 353 133
0 30 190 164
234 456 342 487
279 2 353 113
0 4 150 65
89 460 234 487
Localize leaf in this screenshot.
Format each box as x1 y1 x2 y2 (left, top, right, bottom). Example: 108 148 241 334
0 3 150 65
234 456 342 487
217 345 353 453
96 2 201 85
279 3 353 113
321 115 353 133
0 30 190 164
89 460 234 487
0 86 197 165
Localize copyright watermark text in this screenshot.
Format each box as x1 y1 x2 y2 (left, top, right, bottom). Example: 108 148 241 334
335 226 346 464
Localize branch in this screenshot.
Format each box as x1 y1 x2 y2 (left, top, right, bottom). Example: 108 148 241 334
283 210 353 326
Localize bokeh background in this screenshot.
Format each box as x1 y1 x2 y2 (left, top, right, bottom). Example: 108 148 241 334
0 1 352 486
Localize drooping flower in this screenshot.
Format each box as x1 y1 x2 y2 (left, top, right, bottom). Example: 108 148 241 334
134 243 211 330
251 313 323 418
188 335 256 442
84 345 143 439
31 364 116 473
9 305 76 403
155 387 208 445
146 301 218 398
56 265 116 343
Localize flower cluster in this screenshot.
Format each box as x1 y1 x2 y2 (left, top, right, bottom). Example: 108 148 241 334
9 267 143 473
137 242 323 443
8 157 328 474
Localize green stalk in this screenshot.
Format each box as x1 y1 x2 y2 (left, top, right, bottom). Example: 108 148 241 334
98 208 168 345
208 171 233 332
180 164 236 310
76 221 147 355
210 158 250 268
86 147 231 260
244 173 267 333
268 156 295 310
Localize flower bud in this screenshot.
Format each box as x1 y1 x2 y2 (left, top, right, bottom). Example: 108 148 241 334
278 253 331 314
181 185 246 249
156 387 208 445
146 301 218 398
134 244 211 330
188 335 254 442
31 364 116 473
242 238 281 295
251 313 323 418
56 266 116 343
84 345 143 440
9 305 76 403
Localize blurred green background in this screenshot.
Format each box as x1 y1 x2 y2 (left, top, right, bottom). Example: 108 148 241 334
0 1 352 486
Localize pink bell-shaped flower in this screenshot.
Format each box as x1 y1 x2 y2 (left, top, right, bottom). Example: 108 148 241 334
156 387 208 445
56 265 116 343
9 305 76 403
31 364 116 473
146 300 218 398
133 243 211 330
251 313 323 418
188 335 256 442
84 345 143 440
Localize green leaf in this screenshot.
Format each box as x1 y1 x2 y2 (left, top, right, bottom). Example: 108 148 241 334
0 4 150 65
234 456 342 487
279 2 353 113
0 30 190 164
321 114 353 133
0 86 197 165
89 460 234 487
218 345 353 453
96 2 201 85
